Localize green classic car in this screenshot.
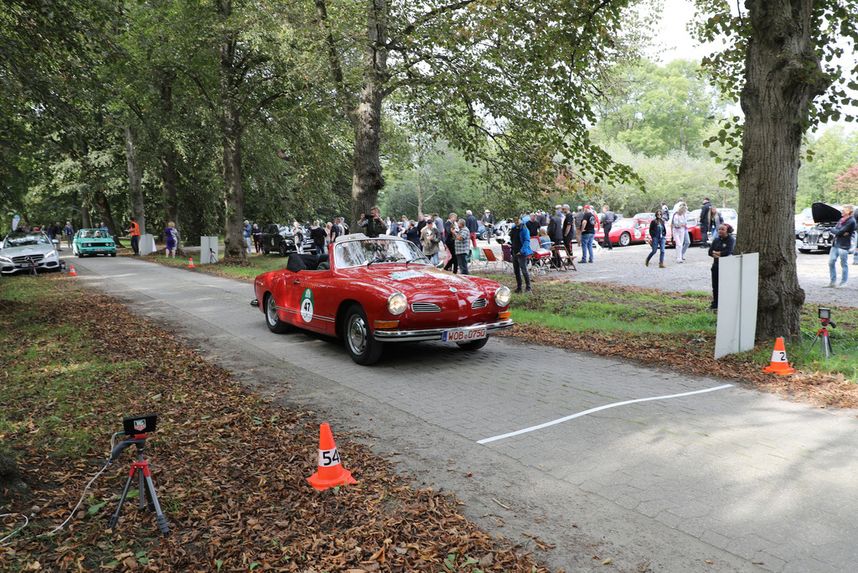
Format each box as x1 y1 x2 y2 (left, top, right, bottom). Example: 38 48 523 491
73 228 117 257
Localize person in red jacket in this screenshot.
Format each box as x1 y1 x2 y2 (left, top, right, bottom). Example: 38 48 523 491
127 217 141 256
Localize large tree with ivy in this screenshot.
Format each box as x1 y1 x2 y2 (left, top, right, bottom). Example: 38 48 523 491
696 0 858 340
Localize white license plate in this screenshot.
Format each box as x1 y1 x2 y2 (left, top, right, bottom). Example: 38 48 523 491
442 327 487 343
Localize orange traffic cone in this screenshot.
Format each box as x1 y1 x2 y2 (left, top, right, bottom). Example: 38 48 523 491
763 337 796 375
187 257 195 269
68 265 77 277
307 422 357 491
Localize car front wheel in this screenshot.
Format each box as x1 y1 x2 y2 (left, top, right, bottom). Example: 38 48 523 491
619 232 631 247
264 293 291 333
344 304 384 365
457 336 489 351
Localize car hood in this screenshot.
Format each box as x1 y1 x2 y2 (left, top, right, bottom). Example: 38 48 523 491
0 244 54 258
812 202 841 223
339 265 492 298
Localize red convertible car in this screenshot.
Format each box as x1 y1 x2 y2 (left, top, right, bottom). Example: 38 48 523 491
594 217 652 247
251 234 513 365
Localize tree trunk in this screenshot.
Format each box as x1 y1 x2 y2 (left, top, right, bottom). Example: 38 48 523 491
218 6 246 262
416 175 424 220
124 125 146 235
158 71 179 228
737 0 830 342
349 0 388 226
93 189 121 245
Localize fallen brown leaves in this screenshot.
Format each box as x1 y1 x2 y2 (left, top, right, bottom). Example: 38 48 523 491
0 278 549 573
499 324 858 410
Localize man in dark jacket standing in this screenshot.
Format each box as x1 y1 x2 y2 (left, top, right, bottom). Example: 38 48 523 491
708 223 735 310
443 213 458 273
561 204 575 257
828 204 855 287
547 205 564 267
465 210 479 248
600 205 615 249
700 198 712 247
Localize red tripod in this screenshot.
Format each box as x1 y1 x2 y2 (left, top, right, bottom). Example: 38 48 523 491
809 318 835 359
108 434 169 535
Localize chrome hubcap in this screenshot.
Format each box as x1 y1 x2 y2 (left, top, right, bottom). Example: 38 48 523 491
266 296 278 326
347 315 368 355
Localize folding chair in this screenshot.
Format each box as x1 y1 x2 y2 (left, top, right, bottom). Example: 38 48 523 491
501 244 514 273
481 247 504 272
551 244 577 271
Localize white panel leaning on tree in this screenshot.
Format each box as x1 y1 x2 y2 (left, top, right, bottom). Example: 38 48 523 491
715 253 759 360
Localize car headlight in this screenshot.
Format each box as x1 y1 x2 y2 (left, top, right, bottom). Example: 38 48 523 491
387 292 407 315
495 285 511 307
822 231 831 239
44 250 58 260
0 256 11 264
798 231 806 239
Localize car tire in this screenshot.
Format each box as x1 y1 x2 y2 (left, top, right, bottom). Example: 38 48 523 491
619 232 631 247
110 252 116 257
279 244 288 257
343 304 384 365
456 336 490 351
264 293 291 334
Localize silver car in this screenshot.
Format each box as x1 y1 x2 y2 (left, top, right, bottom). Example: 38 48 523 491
0 231 63 275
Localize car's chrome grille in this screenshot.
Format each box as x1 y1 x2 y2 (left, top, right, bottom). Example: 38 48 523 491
411 302 441 313
471 298 488 309
12 255 44 263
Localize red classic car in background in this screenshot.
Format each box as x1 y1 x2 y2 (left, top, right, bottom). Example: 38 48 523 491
594 217 652 247
251 234 513 365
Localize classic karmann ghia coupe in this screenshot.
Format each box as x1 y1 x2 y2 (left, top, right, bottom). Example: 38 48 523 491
251 234 513 364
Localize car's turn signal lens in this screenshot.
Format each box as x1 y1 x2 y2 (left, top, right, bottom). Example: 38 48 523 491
387 292 407 315
494 286 511 307
498 310 512 320
373 320 399 329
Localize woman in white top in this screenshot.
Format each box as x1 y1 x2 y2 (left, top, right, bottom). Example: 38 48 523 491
672 202 689 263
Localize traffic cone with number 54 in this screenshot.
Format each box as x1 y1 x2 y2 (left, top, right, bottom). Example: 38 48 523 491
763 337 796 375
307 422 357 491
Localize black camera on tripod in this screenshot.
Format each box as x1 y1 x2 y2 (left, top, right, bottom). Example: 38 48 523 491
818 307 836 328
122 413 157 437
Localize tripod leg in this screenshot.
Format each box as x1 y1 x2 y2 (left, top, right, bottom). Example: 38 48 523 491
138 467 147 510
109 469 136 529
144 475 170 535
824 334 833 358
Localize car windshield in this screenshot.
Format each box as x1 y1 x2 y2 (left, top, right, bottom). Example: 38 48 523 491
334 238 430 268
79 229 108 238
3 233 50 248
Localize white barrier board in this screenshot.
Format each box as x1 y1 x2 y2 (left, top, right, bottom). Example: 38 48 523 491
715 252 759 359
200 236 219 264
139 233 157 256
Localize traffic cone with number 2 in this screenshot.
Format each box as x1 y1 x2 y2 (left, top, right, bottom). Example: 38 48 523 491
763 337 796 375
307 422 357 491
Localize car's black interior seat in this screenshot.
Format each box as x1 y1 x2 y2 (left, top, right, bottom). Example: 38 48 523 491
286 253 329 272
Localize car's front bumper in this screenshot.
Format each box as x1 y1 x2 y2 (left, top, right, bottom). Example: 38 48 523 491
373 319 514 342
1 260 62 274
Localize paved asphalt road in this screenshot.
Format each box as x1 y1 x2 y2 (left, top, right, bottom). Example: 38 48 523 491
66 254 858 573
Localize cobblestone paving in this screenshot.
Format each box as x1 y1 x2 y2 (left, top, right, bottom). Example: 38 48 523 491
69 254 858 572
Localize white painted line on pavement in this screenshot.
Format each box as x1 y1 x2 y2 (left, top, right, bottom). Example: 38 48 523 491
477 383 734 445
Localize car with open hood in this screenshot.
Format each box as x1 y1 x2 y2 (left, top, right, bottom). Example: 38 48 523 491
251 234 513 365
797 203 842 253
0 230 63 275
72 228 117 257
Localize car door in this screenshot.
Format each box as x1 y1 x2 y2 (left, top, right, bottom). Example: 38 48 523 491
287 270 336 335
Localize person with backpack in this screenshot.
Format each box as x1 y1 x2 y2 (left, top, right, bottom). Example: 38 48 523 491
645 210 666 268
510 214 533 293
